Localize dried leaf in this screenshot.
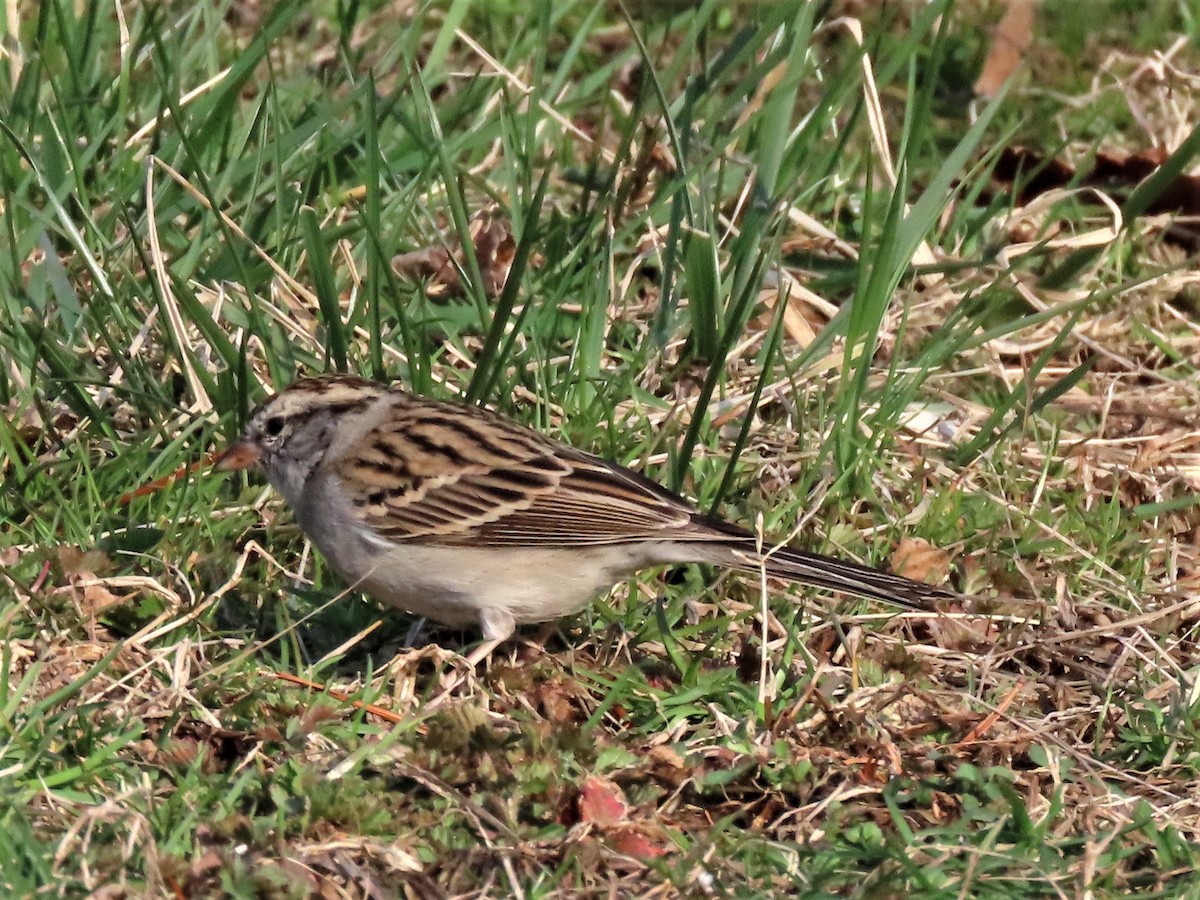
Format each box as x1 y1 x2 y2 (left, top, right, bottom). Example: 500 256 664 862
81 580 126 615
57 546 112 576
534 677 580 723
645 744 688 787
391 212 533 300
892 538 951 585
993 144 1200 244
975 0 1035 98
577 776 628 826
924 616 996 652
759 287 817 348
608 825 669 859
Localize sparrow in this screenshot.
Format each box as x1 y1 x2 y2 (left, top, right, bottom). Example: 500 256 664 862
216 375 956 656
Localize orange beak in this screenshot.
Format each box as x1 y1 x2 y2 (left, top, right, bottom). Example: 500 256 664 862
212 439 262 471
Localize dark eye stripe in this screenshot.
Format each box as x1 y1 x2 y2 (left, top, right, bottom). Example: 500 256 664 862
322 400 374 418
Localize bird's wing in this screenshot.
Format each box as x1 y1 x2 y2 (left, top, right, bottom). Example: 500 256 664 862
330 399 703 547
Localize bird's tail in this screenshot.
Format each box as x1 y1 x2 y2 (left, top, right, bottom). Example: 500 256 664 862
722 541 956 611
679 512 956 610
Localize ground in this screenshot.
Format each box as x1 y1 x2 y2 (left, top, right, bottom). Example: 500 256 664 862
2 0 1200 896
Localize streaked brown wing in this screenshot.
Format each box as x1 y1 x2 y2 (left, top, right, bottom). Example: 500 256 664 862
465 453 698 546
331 397 701 547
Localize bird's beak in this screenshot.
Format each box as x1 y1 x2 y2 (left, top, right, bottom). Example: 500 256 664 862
212 439 261 471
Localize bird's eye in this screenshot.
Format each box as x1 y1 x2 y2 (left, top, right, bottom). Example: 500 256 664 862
263 416 285 438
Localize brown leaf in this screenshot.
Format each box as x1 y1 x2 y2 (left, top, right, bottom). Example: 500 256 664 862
759 288 817 348
645 745 686 782
608 825 669 860
993 145 1200 229
892 538 951 585
924 616 996 652
57 546 113 576
81 580 126 615
391 212 533 300
577 776 628 826
534 677 580 723
158 737 203 769
975 0 1036 98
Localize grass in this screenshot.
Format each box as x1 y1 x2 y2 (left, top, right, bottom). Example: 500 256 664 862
3 0 1200 895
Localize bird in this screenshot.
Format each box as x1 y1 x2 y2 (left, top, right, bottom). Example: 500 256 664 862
215 374 957 661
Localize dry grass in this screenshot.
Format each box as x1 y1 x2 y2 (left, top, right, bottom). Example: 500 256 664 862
4 0 1200 896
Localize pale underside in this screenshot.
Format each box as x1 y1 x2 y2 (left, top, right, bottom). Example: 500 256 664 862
257 382 952 640
288 388 737 639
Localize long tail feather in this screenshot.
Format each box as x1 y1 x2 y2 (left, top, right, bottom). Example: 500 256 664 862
683 522 956 609
739 543 955 610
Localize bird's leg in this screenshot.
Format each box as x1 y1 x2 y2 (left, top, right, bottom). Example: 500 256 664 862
456 607 516 671
403 617 428 648
430 609 516 702
463 637 504 669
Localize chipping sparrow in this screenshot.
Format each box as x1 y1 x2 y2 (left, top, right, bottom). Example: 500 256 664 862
216 375 956 653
